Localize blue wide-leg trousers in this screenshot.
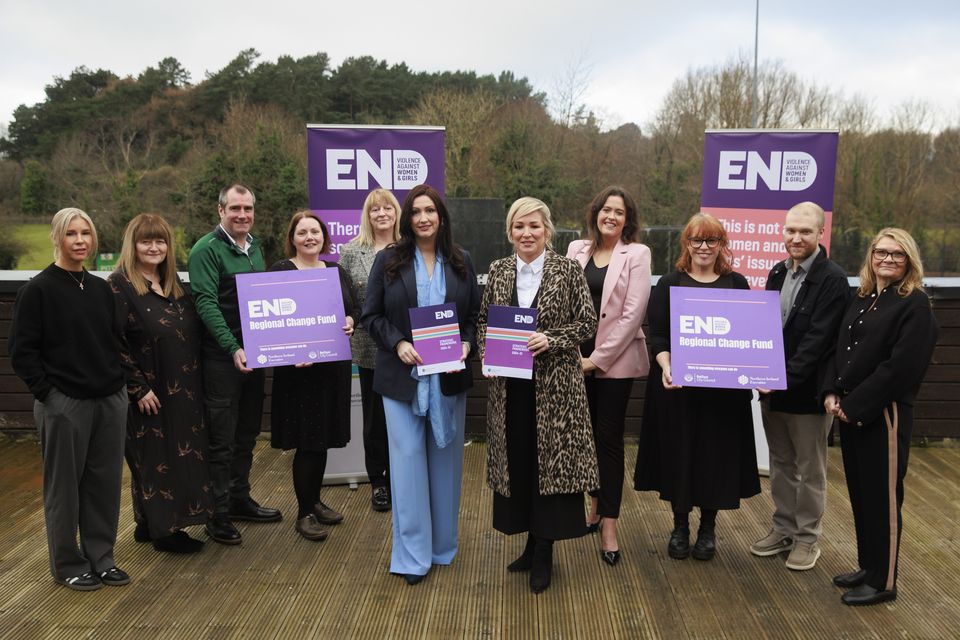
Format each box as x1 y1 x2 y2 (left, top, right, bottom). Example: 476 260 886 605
382 393 466 576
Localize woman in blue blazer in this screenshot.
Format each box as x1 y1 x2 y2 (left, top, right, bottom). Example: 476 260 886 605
360 184 480 585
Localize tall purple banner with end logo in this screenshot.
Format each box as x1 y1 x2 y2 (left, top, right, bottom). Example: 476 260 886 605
236 269 351 369
700 130 838 288
669 286 786 390
306 125 445 261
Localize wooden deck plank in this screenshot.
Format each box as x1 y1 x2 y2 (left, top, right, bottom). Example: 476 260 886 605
1 439 959 639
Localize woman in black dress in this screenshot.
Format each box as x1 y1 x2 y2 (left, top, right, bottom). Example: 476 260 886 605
110 213 213 554
634 213 760 561
269 211 359 541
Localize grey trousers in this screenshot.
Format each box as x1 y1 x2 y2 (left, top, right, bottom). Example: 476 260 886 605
35 387 127 580
761 403 833 544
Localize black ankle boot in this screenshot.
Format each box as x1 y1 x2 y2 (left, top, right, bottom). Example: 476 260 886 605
507 535 536 572
692 525 716 561
134 521 152 543
668 525 691 559
530 537 553 594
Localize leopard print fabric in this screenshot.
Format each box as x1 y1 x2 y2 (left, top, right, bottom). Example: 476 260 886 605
478 250 600 496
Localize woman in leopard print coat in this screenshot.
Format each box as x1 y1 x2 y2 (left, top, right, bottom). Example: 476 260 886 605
478 196 599 593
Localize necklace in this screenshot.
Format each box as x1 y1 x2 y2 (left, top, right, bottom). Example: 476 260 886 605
67 269 85 290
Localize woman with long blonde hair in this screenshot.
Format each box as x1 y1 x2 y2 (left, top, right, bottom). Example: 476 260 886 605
109 213 213 553
10 208 130 590
822 228 937 606
340 188 402 512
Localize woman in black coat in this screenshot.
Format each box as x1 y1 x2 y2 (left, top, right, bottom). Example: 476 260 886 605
822 228 937 606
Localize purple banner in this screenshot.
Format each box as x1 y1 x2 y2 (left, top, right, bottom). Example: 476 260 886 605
409 303 465 376
669 286 786 390
701 131 837 210
700 130 839 289
306 126 445 261
482 305 537 379
236 269 351 369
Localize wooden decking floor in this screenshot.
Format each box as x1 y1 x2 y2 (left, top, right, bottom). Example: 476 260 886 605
0 435 958 639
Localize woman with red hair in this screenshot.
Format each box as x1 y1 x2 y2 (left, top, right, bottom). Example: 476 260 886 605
633 213 760 562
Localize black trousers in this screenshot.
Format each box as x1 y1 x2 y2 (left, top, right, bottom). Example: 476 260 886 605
202 356 265 515
358 366 390 488
840 401 912 592
584 376 634 518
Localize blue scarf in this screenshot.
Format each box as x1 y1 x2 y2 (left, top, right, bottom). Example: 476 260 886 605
411 247 456 448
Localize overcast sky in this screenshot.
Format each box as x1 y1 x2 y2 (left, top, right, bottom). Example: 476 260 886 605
1 0 958 134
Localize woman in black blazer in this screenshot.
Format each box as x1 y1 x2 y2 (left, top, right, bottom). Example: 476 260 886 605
822 228 937 606
360 184 480 585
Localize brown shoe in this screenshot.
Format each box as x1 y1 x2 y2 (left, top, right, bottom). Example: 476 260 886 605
313 501 344 525
295 514 329 541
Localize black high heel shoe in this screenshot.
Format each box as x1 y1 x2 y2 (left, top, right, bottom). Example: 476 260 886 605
585 517 601 535
601 549 621 566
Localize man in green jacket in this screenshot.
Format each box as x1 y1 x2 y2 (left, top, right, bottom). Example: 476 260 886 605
188 183 282 545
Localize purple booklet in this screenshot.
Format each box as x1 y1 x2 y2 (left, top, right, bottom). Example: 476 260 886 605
482 305 537 379
236 268 351 369
409 302 466 376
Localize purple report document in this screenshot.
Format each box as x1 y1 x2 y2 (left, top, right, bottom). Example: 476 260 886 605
409 302 465 376
482 305 537 379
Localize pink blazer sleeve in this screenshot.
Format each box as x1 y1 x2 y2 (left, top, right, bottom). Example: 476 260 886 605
589 244 651 376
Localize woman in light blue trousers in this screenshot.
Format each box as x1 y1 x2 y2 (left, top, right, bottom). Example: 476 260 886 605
360 184 481 584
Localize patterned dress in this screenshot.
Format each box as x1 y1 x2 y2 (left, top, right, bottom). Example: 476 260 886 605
110 271 214 538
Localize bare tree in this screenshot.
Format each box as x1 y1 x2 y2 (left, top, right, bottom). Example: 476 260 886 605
408 88 501 197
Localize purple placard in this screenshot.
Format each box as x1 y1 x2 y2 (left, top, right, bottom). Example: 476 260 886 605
482 305 537 379
409 302 465 376
305 126 445 262
669 286 786 390
236 269 351 369
700 131 838 210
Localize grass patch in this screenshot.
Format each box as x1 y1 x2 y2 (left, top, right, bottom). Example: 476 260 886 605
12 224 53 269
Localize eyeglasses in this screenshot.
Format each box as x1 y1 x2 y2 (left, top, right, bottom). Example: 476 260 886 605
688 237 721 249
872 248 907 263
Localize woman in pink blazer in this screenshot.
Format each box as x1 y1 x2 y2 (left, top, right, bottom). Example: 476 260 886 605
566 186 651 566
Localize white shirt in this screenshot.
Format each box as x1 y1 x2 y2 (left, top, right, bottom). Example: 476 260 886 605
516 251 546 308
219 224 253 256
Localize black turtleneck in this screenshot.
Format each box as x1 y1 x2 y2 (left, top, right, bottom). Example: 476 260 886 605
9 264 125 401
